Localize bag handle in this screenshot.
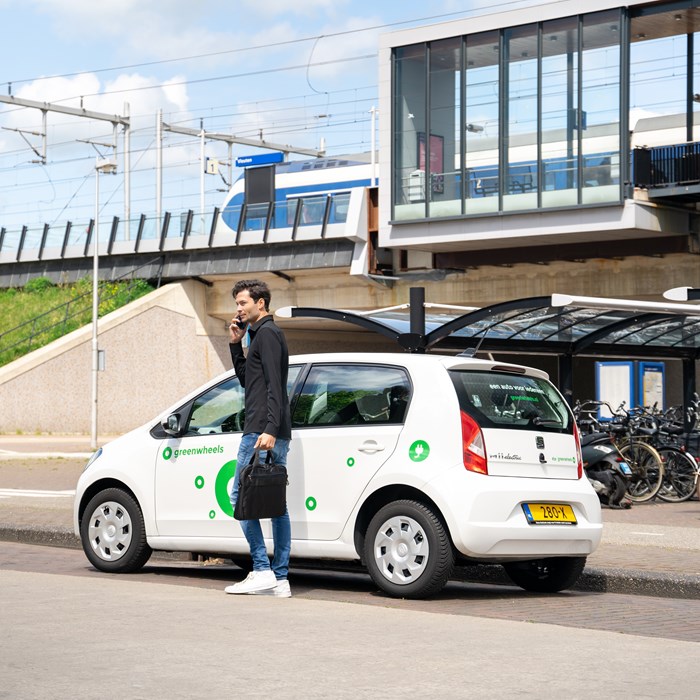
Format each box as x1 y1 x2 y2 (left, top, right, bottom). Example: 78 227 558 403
248 449 274 467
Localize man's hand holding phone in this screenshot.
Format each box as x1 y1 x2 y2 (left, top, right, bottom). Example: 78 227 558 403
228 317 247 343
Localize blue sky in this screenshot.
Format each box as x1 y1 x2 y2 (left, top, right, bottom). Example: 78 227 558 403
0 0 545 240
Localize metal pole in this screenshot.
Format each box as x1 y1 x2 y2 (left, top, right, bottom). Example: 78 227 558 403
156 109 162 229
91 164 100 449
409 287 426 335
370 106 377 187
200 126 205 234
124 102 131 240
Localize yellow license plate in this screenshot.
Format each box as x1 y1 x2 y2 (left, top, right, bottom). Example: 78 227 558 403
522 503 577 525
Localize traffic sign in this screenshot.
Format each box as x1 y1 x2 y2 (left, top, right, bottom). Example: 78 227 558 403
235 152 284 167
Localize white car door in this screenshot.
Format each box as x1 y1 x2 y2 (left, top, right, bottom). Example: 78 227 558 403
154 375 246 538
155 367 303 538
286 363 411 541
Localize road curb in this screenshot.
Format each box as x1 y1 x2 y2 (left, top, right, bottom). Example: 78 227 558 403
452 563 700 600
3 524 699 599
0 525 80 549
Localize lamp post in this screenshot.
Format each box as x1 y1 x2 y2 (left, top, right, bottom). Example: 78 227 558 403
91 157 117 449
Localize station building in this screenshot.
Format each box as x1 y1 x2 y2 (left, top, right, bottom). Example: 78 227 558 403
377 0 700 286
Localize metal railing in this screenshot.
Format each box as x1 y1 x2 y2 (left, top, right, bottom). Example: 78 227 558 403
632 142 700 188
0 208 220 264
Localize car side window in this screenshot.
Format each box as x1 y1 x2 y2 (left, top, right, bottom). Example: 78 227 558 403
287 365 302 396
186 377 246 435
184 364 303 436
292 364 411 428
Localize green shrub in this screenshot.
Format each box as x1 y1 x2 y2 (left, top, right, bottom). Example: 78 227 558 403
24 276 55 293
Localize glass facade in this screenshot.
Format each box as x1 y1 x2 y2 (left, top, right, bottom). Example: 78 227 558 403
392 4 700 221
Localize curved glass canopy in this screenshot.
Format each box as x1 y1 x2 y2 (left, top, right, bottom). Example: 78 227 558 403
278 294 700 358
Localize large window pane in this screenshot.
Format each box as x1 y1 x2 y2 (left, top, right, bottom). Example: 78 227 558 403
465 31 500 215
581 10 621 204
541 17 579 208
393 44 427 220
630 11 691 144
504 24 538 212
427 37 462 218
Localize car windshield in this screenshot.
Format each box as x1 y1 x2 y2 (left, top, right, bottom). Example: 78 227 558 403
449 370 572 434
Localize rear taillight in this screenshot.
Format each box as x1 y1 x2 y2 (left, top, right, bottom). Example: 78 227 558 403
461 410 488 474
574 424 583 479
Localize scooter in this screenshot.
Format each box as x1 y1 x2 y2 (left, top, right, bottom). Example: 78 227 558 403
580 432 633 508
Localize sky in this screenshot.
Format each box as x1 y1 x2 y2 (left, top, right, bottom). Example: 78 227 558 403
0 0 548 244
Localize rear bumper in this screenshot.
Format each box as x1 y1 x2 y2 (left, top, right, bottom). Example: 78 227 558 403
426 466 603 560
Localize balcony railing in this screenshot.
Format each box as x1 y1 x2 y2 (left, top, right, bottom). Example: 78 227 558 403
632 142 700 189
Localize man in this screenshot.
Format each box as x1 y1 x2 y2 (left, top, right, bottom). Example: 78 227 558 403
224 279 292 598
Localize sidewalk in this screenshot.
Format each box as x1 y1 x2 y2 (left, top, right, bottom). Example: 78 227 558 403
1 434 699 598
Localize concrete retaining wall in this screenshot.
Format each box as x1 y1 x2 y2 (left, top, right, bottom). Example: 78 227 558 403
0 281 231 435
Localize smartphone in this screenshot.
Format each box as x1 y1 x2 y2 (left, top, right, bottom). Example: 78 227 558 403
235 319 247 330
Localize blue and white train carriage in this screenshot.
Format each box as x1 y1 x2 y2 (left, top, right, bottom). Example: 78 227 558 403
215 155 375 242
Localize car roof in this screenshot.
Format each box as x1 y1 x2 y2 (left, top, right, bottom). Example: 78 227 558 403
288 352 549 380
153 352 550 425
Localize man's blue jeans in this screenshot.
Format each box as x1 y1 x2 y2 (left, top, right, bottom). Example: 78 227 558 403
230 433 291 580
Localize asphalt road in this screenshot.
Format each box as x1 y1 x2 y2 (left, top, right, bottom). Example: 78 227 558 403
2 541 700 700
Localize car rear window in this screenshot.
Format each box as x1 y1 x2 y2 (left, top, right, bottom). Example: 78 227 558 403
449 370 573 434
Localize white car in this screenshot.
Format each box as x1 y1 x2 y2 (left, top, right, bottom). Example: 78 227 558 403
74 352 602 598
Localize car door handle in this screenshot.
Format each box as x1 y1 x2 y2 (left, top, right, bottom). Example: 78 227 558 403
358 440 385 454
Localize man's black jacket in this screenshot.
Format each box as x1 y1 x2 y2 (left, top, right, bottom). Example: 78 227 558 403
229 315 291 439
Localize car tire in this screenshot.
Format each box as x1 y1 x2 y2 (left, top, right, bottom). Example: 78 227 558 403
80 488 152 573
363 500 454 599
503 556 586 593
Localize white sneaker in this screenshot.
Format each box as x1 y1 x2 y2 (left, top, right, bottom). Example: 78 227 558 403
224 569 277 594
250 579 292 598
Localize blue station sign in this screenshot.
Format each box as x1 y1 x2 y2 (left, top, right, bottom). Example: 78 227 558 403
235 152 285 167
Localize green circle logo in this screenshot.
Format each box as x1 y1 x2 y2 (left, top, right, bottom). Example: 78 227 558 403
306 496 317 511
194 475 205 489
409 440 430 462
214 460 237 518
209 510 216 519
162 446 172 460
346 457 355 467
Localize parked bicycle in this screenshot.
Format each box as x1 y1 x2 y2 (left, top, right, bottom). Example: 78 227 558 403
641 400 700 503
574 400 665 503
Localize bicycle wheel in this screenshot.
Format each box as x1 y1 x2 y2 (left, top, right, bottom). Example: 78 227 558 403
657 447 699 503
619 441 664 502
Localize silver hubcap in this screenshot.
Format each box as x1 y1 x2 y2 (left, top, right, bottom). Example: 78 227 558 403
372 515 429 585
87 500 132 561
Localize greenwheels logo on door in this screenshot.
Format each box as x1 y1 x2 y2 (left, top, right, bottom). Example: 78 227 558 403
213 460 237 517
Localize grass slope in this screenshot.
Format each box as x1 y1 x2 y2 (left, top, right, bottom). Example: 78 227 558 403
0 276 153 367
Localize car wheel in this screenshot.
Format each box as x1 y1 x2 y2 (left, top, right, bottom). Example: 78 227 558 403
503 556 586 593
364 500 454 599
80 488 152 573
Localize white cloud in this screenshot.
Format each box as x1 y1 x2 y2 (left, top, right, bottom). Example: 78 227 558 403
237 0 350 18
2 72 194 166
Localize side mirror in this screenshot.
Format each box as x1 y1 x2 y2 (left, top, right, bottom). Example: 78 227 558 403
162 413 182 436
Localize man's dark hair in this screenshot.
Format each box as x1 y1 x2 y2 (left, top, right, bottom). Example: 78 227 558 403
232 279 271 311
